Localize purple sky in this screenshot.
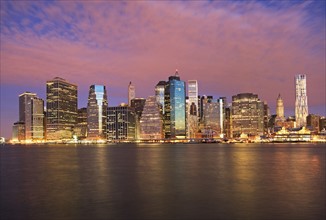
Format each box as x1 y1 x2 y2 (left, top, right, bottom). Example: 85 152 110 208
1 1 325 139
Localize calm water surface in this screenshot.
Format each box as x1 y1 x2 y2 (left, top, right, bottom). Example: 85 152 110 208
0 143 325 220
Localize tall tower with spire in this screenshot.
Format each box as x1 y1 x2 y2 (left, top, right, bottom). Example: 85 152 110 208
276 94 285 121
128 81 135 106
295 74 308 127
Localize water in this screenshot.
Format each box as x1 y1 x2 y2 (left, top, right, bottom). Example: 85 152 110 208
0 143 325 220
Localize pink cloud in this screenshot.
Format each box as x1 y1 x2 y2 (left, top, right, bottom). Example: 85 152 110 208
1 1 325 113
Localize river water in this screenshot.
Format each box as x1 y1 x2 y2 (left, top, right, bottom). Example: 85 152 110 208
0 143 325 220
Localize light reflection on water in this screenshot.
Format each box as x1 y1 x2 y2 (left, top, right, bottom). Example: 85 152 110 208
0 143 325 220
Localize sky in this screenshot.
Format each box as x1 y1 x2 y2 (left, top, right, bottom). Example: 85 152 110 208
0 0 325 139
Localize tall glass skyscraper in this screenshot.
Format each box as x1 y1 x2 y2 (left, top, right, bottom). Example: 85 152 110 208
155 81 166 114
295 74 308 127
164 70 186 139
19 92 36 140
46 77 77 140
128 81 135 106
87 85 108 139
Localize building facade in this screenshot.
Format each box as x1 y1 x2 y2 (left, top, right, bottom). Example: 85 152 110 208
306 114 320 133
107 104 136 141
12 121 25 142
276 94 285 121
155 81 166 114
128 81 135 106
73 108 87 139
19 92 37 140
87 85 108 139
164 70 186 139
231 93 264 137
18 92 44 141
140 96 163 140
31 97 45 140
46 77 77 140
295 74 308 127
187 80 198 138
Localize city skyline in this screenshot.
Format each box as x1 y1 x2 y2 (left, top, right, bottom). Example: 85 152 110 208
1 1 325 138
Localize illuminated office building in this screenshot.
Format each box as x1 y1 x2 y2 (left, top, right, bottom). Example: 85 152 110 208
19 92 44 141
202 100 221 138
155 81 166 114
140 96 163 140
231 93 264 137
188 102 198 138
73 108 87 139
107 104 136 141
31 97 45 140
276 94 285 121
218 97 227 138
12 121 25 142
306 114 320 133
128 81 135 106
164 70 186 139
46 77 77 140
295 74 308 127
87 85 108 139
130 98 146 139
187 80 198 138
19 92 36 140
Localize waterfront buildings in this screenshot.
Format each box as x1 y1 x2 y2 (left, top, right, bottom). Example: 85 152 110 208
295 74 308 127
31 97 45 140
306 114 321 133
140 96 163 140
12 121 25 142
164 70 186 139
231 93 265 137
107 104 136 141
218 97 227 138
46 77 77 140
73 108 87 139
276 94 285 121
187 102 198 138
87 85 108 139
19 92 36 140
128 81 135 106
155 81 166 114
18 92 44 141
187 80 199 138
130 98 146 139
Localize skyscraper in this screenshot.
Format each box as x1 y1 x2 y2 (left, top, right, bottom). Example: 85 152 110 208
31 97 45 140
187 80 198 138
155 81 166 114
140 96 163 140
188 80 198 116
128 81 135 106
130 98 146 139
276 94 285 120
295 74 308 127
218 97 227 138
107 104 136 141
73 108 87 139
231 93 265 137
19 92 37 140
46 77 77 140
18 92 44 141
164 70 186 139
87 85 108 139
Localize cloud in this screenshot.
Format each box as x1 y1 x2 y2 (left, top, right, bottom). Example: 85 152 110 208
0 1 325 111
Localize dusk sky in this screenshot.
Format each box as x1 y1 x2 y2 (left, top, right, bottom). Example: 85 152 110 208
0 0 325 138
